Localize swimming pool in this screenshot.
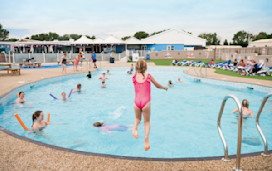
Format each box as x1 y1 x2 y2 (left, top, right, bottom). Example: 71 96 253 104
0 67 271 159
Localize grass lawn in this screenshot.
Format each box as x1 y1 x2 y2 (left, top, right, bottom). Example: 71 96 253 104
147 59 272 81
215 69 272 81
148 59 224 66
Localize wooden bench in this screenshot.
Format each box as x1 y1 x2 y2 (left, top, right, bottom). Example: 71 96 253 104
0 64 12 74
0 64 21 76
9 68 20 75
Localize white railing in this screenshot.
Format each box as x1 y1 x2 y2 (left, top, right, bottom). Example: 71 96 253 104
1 52 127 64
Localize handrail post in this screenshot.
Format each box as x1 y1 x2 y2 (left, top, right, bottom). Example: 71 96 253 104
256 92 272 157
217 95 243 170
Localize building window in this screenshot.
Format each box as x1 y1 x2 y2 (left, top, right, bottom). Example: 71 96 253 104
167 45 175 51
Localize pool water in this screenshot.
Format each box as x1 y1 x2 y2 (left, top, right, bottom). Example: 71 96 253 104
0 67 271 158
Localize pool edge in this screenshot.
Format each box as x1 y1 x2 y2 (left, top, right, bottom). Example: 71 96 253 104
1 126 271 162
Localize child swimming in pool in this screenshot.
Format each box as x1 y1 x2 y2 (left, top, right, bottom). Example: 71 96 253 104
15 91 26 103
32 110 67 131
93 122 128 131
72 83 82 92
132 59 168 151
100 80 106 88
99 73 108 80
61 92 67 101
232 99 254 118
86 71 92 78
178 78 184 83
168 80 174 87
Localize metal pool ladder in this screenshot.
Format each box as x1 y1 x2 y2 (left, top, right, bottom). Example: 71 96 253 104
217 95 243 171
256 92 272 157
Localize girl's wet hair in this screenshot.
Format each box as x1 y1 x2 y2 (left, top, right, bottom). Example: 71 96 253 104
242 99 249 108
32 110 42 126
136 59 147 79
93 122 103 127
19 91 24 95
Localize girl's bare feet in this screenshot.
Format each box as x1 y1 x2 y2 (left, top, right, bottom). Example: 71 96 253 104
132 128 138 139
144 136 150 151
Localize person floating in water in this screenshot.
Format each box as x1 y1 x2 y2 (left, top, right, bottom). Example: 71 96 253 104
232 99 254 118
93 122 127 132
72 83 82 93
132 59 168 151
50 91 70 101
32 110 67 131
100 80 106 88
86 71 92 78
168 80 174 88
178 78 184 83
61 92 68 101
15 91 26 103
99 73 108 80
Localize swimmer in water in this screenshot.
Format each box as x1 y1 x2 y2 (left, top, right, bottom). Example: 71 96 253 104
32 110 68 131
93 122 127 132
15 91 26 103
178 78 184 83
100 80 106 88
168 80 174 88
99 73 108 80
86 71 92 78
232 99 254 118
61 92 67 101
72 83 82 93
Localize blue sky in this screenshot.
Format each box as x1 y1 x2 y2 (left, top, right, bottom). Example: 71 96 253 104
0 0 271 43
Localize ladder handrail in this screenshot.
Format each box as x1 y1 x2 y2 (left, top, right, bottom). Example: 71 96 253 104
256 92 272 157
217 95 243 170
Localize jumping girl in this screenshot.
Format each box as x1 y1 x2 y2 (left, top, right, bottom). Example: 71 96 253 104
132 59 168 151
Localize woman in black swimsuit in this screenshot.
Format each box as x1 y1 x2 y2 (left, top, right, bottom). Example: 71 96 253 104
60 52 67 73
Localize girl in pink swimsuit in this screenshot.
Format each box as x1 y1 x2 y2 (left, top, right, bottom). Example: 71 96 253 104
132 59 168 151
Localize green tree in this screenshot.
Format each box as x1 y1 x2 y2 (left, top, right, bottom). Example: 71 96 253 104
70 34 82 40
223 39 228 45
58 34 70 40
134 31 149 40
150 29 167 36
198 33 220 45
86 35 96 39
121 36 131 40
6 38 18 42
48 32 59 41
253 32 270 41
232 30 253 47
0 24 9 40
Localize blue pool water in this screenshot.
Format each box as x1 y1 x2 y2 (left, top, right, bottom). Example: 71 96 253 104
20 64 73 69
0 67 271 158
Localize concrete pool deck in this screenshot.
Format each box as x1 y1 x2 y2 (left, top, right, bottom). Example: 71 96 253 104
0 62 271 170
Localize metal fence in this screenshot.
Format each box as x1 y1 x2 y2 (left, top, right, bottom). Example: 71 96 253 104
0 51 127 64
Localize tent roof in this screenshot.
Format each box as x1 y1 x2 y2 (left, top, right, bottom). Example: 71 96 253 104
141 29 206 46
102 35 125 44
125 37 142 44
74 35 94 44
